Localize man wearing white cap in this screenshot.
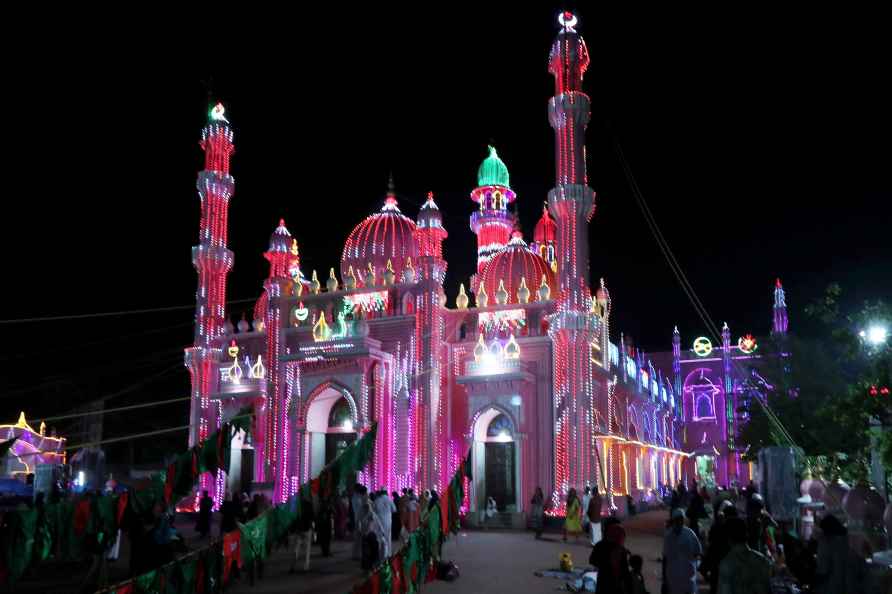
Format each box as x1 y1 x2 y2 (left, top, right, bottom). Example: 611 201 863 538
662 508 702 594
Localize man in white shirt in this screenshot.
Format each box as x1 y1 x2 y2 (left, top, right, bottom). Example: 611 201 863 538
663 508 702 594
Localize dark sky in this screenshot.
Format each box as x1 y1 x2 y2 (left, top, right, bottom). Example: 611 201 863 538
1 6 889 460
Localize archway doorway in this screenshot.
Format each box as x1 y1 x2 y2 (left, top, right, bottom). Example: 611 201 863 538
306 387 357 478
472 408 520 513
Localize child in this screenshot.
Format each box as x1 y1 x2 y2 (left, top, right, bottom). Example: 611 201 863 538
629 554 649 594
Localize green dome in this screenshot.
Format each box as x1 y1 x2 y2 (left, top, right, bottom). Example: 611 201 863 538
477 145 510 188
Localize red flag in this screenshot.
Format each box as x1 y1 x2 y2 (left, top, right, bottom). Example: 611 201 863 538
73 499 91 536
195 557 206 594
390 552 405 594
116 491 129 526
222 530 242 583
310 478 320 496
164 462 176 505
440 493 450 535
425 559 437 583
114 585 134 594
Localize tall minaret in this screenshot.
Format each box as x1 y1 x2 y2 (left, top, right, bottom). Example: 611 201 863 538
672 326 682 401
185 103 235 504
470 146 516 278
772 278 789 335
415 192 448 488
546 12 599 506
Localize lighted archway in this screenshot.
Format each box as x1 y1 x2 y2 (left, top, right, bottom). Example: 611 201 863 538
303 381 359 478
469 405 522 517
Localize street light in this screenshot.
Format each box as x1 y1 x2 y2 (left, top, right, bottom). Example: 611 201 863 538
860 325 888 346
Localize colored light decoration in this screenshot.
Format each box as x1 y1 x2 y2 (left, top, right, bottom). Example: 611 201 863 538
869 385 890 397
345 290 389 313
477 308 526 334
249 355 266 379
738 334 758 354
692 337 713 357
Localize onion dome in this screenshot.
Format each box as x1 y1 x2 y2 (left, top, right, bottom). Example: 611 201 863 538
342 177 418 283
479 231 556 305
533 205 557 245
477 145 510 188
595 278 610 309
237 315 251 333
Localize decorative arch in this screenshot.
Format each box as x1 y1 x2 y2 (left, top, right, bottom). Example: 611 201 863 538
300 379 359 428
469 402 519 441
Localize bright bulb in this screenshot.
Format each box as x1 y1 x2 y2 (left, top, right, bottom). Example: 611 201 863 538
342 419 353 432
866 326 888 346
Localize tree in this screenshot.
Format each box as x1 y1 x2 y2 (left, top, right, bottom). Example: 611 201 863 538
738 284 891 487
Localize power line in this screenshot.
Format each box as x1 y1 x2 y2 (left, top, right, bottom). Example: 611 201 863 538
34 396 191 424
613 132 798 448
0 297 259 325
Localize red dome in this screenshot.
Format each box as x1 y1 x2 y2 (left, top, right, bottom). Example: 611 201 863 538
533 205 557 244
479 232 555 304
342 196 418 283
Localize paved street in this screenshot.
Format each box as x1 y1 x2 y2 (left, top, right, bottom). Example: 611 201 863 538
226 510 676 594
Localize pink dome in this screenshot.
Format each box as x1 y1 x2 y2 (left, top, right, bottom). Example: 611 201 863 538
342 195 418 283
479 232 555 304
533 205 557 245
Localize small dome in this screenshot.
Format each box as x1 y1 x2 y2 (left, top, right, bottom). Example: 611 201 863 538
268 219 292 253
417 192 443 230
533 205 557 244
477 145 510 188
479 232 555 305
342 191 418 283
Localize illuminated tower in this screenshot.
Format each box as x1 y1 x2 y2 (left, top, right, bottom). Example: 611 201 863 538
672 326 682 399
470 146 516 278
261 220 299 501
531 204 558 274
546 12 599 507
415 192 448 487
772 278 788 335
185 103 235 503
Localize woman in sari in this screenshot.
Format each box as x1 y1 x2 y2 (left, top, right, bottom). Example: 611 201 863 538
563 488 582 542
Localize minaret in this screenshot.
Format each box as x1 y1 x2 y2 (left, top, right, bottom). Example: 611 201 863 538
261 219 300 501
415 192 448 488
772 278 789 335
470 146 516 277
721 322 734 452
185 103 235 505
672 326 682 400
546 12 600 507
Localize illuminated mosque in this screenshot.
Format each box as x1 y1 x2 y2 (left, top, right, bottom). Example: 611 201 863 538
184 12 784 519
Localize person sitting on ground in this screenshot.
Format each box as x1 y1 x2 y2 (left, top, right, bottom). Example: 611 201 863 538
716 516 770 594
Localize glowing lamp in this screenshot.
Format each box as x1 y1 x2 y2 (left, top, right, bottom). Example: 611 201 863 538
861 326 888 346
692 337 713 357
210 103 229 123
342 419 354 432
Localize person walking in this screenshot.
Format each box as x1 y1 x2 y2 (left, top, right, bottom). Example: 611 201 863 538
662 508 702 594
563 488 582 542
220 493 241 536
360 499 386 572
290 495 315 573
581 486 592 534
484 496 497 529
351 484 367 560
316 498 333 557
589 520 632 594
390 491 402 541
530 487 546 539
716 517 771 594
814 514 865 594
373 489 397 558
196 490 213 538
587 486 603 545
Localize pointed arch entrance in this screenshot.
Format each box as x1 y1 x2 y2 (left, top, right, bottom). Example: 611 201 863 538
304 382 358 478
470 406 521 514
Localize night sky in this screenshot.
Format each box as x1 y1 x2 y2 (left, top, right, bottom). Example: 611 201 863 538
2 6 889 462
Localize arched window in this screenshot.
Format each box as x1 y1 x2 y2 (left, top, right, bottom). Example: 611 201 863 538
487 413 513 439
328 397 352 429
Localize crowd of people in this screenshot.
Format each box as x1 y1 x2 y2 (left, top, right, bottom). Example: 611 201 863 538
525 480 872 594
